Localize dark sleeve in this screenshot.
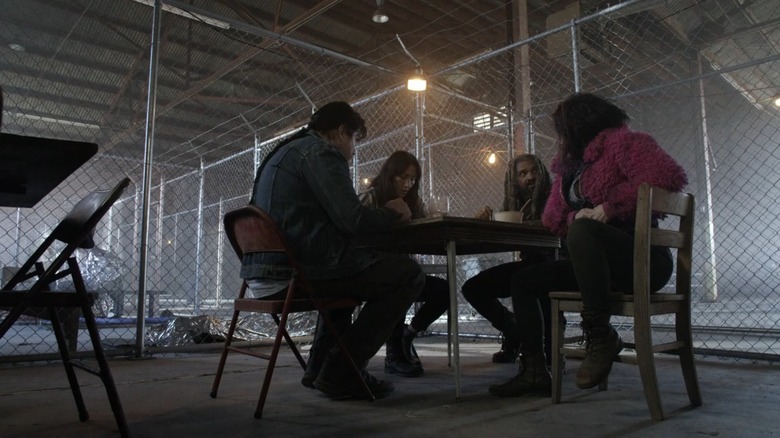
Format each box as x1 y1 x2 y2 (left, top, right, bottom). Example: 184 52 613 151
302 146 399 234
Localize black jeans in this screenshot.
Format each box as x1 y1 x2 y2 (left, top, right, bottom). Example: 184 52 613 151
407 275 450 332
511 219 673 354
461 252 549 332
309 253 425 365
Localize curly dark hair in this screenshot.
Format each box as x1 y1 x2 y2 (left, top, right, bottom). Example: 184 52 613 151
552 92 629 172
369 150 424 219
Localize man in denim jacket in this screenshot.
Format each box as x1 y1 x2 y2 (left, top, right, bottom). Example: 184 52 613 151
244 102 424 399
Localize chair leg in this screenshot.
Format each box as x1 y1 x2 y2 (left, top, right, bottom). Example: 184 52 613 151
210 308 241 398
48 306 89 422
80 298 129 437
0 303 28 339
254 310 293 419
635 312 664 420
551 299 564 404
271 313 306 369
677 310 703 407
60 307 79 352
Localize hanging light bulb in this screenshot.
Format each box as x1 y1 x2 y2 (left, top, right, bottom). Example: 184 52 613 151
372 0 389 23
407 67 427 92
487 152 497 165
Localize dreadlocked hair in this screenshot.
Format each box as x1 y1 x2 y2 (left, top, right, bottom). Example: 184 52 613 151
501 154 551 220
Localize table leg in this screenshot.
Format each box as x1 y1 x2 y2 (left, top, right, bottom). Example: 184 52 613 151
446 240 460 400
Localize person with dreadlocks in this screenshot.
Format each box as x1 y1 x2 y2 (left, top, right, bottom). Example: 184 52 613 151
461 154 555 364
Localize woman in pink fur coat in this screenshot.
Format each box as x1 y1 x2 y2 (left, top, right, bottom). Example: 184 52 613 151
489 93 688 397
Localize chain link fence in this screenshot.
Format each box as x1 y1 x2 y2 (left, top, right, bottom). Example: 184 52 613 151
1 0 778 362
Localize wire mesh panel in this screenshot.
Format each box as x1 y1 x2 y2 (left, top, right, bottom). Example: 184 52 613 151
0 0 778 361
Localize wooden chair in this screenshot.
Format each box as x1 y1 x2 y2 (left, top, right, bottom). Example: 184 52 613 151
550 183 702 420
210 204 374 419
0 178 131 437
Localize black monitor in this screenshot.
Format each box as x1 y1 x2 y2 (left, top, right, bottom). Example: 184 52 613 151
0 133 98 208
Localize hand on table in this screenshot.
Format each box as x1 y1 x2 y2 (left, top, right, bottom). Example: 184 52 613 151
385 198 412 222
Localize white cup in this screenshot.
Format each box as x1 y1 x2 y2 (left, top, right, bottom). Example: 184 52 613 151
428 195 450 217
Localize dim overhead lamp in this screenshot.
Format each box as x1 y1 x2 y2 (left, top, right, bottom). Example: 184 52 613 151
372 0 389 24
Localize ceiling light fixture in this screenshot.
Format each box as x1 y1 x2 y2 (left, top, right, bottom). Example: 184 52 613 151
774 95 780 107
372 0 389 24
407 68 427 92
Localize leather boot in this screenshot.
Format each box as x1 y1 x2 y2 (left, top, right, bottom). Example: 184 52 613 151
488 351 551 397
314 349 394 399
301 311 351 388
492 312 521 364
401 325 421 365
575 313 624 389
385 324 423 377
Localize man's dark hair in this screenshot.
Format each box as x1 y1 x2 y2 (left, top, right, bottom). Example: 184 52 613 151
251 102 366 202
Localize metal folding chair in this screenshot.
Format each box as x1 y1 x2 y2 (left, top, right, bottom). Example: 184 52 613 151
210 204 374 418
0 178 131 436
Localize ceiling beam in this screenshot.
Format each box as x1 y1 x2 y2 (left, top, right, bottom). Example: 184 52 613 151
104 0 344 150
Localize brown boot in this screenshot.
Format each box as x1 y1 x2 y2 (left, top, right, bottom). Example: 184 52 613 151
575 315 624 389
488 351 551 397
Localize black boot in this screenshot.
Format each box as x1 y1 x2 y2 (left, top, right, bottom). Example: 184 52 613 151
401 325 422 366
301 316 330 389
575 313 624 389
302 310 351 389
492 313 520 364
385 324 423 377
488 351 551 397
314 349 394 399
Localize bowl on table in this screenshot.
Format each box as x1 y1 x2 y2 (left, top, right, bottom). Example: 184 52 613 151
492 211 524 223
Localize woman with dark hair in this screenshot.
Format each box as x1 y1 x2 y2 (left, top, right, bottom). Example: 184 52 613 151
360 150 449 377
462 154 554 364
247 102 425 399
489 92 687 397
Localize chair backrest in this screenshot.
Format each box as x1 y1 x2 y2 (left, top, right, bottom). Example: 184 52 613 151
633 183 695 298
3 178 131 292
223 204 302 273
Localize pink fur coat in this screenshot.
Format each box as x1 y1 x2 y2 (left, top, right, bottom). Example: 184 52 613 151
542 126 688 237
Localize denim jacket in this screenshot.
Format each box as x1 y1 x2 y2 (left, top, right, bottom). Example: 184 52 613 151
241 131 400 280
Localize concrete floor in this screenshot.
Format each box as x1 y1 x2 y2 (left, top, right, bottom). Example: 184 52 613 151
1 337 778 438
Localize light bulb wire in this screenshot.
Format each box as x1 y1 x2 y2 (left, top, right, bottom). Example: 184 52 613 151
396 34 422 69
